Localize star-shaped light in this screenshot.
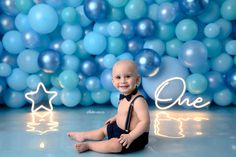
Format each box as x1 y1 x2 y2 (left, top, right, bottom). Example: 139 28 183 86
25 82 58 112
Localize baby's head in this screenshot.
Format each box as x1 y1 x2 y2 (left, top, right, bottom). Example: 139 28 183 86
112 60 140 95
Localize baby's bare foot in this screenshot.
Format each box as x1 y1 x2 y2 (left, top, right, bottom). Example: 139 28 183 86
75 143 89 153
67 132 85 142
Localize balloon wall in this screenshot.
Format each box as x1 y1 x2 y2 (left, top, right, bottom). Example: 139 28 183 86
0 0 236 109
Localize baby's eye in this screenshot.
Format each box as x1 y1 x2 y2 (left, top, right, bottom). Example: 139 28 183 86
115 76 121 79
125 75 131 78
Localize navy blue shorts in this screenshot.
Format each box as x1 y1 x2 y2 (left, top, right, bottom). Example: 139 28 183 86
107 122 149 153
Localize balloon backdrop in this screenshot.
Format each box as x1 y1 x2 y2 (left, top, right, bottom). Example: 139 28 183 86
0 0 236 108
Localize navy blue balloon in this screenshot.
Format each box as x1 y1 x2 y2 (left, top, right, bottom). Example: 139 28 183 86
121 19 135 39
128 37 144 54
136 18 155 38
38 50 61 73
0 14 15 34
135 49 161 77
225 67 236 92
0 51 17 67
178 0 210 16
80 59 98 76
84 0 108 21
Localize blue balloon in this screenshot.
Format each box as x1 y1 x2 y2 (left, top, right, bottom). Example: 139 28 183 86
14 13 31 32
3 89 26 108
62 55 80 72
135 49 161 77
80 59 98 76
58 70 79 90
127 37 144 54
0 14 15 34
0 0 19 16
136 18 155 38
61 88 81 107
0 51 17 67
110 91 120 108
100 69 117 92
85 76 101 91
91 88 110 104
84 0 109 21
80 90 94 106
121 19 135 39
178 40 208 68
28 4 58 34
213 88 233 106
225 67 236 92
22 30 41 49
7 68 28 91
26 75 41 90
206 71 225 92
142 56 189 102
61 24 83 41
0 63 12 77
157 2 176 23
178 0 210 16
38 50 62 73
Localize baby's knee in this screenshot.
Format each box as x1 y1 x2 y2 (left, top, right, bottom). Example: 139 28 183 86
109 138 122 153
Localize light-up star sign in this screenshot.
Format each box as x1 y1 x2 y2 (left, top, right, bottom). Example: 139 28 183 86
25 82 58 112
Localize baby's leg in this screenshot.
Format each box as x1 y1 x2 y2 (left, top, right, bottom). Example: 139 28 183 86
68 125 107 142
75 138 122 153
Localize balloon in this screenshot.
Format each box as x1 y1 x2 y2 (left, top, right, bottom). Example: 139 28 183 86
127 37 144 54
84 0 109 21
80 59 98 76
204 23 220 38
0 63 12 77
6 68 28 91
220 0 236 20
61 88 81 107
206 71 225 92
58 70 79 90
166 38 183 57
213 88 233 106
2 30 25 54
61 40 77 55
175 19 198 41
107 37 126 56
178 40 208 68
62 55 80 72
125 0 147 20
15 0 34 14
144 39 165 56
136 18 155 38
17 49 40 73
100 69 117 92
61 7 78 24
50 87 62 106
28 4 58 34
83 32 107 55
156 22 175 41
186 73 208 94
225 67 236 92
142 56 189 102
197 1 220 23
107 21 123 37
225 40 236 55
157 2 176 23
3 89 26 108
178 0 210 16
85 76 101 91
61 24 83 41
211 53 234 73
26 75 41 90
0 0 19 16
202 38 222 58
22 30 41 49
91 88 110 104
103 54 117 69
135 49 161 77
38 50 61 74
0 51 17 67
121 19 135 39
0 14 15 34
110 91 120 108
80 90 94 106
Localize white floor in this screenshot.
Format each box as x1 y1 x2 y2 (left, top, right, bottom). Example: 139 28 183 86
0 104 236 157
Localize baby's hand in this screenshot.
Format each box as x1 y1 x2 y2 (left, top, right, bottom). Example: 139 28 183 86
119 134 134 149
104 117 116 125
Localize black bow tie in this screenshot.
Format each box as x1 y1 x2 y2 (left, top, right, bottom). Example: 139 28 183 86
119 88 138 101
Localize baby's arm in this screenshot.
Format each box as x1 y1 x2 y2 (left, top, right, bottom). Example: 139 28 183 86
105 115 117 125
119 98 150 148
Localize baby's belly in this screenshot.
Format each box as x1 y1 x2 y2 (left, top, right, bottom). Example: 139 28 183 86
116 115 138 131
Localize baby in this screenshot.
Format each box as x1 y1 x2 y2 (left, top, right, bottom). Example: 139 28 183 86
68 60 150 153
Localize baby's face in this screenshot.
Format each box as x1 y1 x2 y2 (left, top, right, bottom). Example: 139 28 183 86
112 61 140 95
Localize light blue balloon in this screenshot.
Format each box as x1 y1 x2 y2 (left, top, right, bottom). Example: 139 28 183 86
0 14 15 34
204 23 220 38
110 91 120 108
80 90 94 106
61 7 78 24
202 38 222 58
186 73 208 94
38 72 51 86
121 19 135 39
166 38 183 57
61 24 83 41
0 63 12 77
61 88 81 107
225 40 236 55
58 70 79 90
4 89 26 108
213 88 233 106
62 55 80 72
107 7 125 21
189 61 210 74
66 0 83 7
7 68 28 91
2 30 25 54
15 13 31 32
211 53 234 73
93 22 109 36
234 56 236 65
28 4 58 34
26 75 41 90
61 40 77 55
17 49 40 73
107 37 126 56
144 39 165 56
117 53 134 60
91 88 110 104
156 22 175 41
175 19 198 41
220 0 236 20
22 30 41 49
44 0 64 9
83 32 107 55
76 6 92 27
75 40 91 59
0 0 19 16
108 0 128 7
125 0 147 20
142 56 189 102
179 40 208 68
148 4 159 21
100 69 117 92
103 54 117 69
215 18 232 39
85 76 101 92
15 0 33 14
107 21 123 37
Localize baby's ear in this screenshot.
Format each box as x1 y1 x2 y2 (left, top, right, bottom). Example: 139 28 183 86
136 75 141 87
